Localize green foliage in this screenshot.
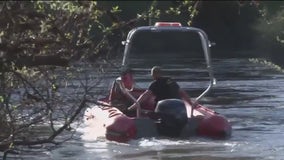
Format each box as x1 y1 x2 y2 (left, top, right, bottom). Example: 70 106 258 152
0 1 122 68
164 0 197 25
258 1 284 19
255 1 284 45
249 58 284 73
111 5 122 13
0 96 3 103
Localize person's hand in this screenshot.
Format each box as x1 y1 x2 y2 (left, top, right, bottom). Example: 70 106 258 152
128 103 138 110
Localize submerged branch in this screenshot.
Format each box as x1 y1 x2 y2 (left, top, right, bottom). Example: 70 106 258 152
0 97 87 152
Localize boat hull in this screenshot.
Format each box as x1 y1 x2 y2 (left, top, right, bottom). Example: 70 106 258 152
84 98 232 143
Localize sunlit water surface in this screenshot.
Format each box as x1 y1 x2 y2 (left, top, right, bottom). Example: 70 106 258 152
2 57 284 160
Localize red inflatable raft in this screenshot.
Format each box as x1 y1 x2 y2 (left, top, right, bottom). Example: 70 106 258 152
84 22 232 143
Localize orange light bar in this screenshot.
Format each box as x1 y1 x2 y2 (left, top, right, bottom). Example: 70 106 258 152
154 22 182 27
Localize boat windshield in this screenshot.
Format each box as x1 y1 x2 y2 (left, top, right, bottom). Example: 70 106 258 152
125 30 208 70
123 29 212 86
129 30 203 58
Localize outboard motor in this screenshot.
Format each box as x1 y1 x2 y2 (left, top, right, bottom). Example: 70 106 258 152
155 99 188 137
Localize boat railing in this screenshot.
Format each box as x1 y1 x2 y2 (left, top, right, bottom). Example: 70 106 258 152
121 23 217 117
194 30 216 103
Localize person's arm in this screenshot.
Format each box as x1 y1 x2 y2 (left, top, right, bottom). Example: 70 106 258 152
179 89 194 106
128 90 153 110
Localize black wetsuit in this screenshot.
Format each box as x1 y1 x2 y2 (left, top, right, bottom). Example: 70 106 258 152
148 77 181 104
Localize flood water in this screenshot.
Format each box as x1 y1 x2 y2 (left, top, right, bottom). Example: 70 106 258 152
2 57 284 160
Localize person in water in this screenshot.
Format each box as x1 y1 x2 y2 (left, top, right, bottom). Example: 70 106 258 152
128 66 193 111
109 68 136 112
